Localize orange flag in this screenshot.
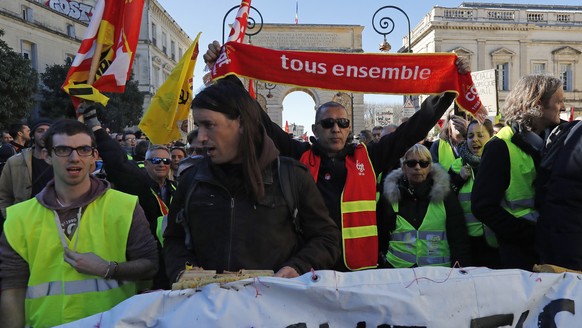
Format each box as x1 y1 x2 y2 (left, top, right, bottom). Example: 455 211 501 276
285 120 289 133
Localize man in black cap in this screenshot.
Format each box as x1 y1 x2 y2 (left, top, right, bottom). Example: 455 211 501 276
0 118 53 227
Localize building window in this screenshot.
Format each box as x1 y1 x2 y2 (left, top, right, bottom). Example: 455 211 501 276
65 54 75 65
179 47 183 59
560 63 573 91
496 63 509 91
532 62 546 74
171 41 176 61
21 40 37 70
161 32 167 54
151 23 157 46
153 66 160 89
22 5 33 22
66 24 75 38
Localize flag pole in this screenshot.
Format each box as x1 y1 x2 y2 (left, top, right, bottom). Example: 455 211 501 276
78 41 103 122
87 42 104 85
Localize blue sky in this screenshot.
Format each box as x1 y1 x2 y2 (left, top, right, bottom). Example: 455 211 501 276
157 0 580 134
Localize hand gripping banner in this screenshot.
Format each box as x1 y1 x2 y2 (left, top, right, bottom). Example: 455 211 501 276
211 42 487 120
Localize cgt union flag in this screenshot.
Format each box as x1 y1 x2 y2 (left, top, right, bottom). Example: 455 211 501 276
62 0 145 110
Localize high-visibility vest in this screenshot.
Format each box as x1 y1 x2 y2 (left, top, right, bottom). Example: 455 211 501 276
495 127 539 223
4 189 138 328
386 202 451 268
451 159 498 248
300 144 378 270
153 182 176 246
437 139 457 171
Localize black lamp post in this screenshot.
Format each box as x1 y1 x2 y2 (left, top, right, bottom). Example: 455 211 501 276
372 5 412 53
222 5 264 44
265 82 276 98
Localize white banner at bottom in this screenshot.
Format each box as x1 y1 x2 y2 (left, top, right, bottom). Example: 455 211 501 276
58 267 580 327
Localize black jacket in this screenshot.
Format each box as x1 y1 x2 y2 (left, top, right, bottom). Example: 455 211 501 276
94 129 176 237
95 128 175 289
471 125 543 270
537 121 582 270
163 145 340 282
263 93 457 271
378 164 471 267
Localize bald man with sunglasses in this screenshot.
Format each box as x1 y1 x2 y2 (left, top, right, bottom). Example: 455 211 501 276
204 42 470 272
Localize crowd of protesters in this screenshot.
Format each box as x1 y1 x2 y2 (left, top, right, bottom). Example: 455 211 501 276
0 45 578 326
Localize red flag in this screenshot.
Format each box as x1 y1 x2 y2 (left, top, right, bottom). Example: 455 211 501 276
227 0 252 43
569 106 575 122
248 79 256 99
285 120 289 133
62 0 145 109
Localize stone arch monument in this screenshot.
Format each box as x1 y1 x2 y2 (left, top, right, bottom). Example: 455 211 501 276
244 24 365 134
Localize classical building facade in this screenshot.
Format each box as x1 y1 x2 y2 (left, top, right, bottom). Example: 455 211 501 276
0 0 192 121
408 3 582 117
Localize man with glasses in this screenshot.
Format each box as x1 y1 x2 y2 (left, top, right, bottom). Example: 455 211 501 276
79 106 176 289
0 119 158 327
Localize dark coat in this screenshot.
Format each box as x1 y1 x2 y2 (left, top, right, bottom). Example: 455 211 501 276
95 128 176 289
537 121 582 270
163 154 340 282
471 125 541 270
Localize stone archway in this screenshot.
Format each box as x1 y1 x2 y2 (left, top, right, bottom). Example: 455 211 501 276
245 24 365 134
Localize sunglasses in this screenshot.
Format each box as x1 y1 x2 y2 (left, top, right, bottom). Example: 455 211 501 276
316 118 350 129
404 160 431 168
147 157 171 165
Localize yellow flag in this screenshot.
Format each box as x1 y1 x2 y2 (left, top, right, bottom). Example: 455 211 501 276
139 32 201 144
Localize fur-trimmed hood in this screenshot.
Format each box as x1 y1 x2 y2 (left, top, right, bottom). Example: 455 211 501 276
382 163 451 204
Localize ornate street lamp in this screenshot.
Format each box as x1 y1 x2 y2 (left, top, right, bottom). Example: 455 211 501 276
222 5 264 44
372 6 412 53
265 82 276 98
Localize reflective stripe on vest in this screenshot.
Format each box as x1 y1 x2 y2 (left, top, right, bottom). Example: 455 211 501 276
300 144 378 270
437 139 456 171
27 279 129 299
386 202 450 268
495 127 539 223
156 215 168 247
451 158 498 247
4 190 138 327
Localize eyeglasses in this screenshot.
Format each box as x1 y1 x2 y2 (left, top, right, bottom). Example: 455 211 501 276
147 157 171 165
316 118 350 129
52 145 94 157
404 160 431 168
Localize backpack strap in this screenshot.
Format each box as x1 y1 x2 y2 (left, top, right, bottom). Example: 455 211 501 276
278 156 301 234
174 158 203 250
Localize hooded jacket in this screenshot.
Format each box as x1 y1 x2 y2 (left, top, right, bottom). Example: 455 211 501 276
377 164 471 267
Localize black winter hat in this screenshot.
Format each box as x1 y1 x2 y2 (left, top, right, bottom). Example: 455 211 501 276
29 118 53 134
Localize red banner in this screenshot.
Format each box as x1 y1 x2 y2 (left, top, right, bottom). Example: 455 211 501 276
211 42 486 119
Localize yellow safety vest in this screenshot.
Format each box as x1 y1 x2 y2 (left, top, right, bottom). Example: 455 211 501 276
451 159 498 248
300 144 378 270
386 202 451 268
437 139 457 171
495 127 538 222
4 190 138 328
